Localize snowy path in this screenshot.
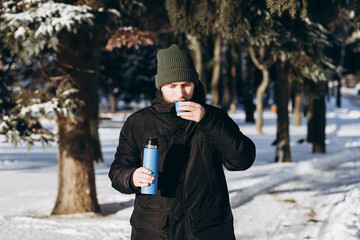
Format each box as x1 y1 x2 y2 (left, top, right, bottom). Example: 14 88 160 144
228 149 359 209
233 156 360 240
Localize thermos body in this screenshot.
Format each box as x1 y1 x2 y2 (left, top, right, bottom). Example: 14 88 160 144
141 138 159 195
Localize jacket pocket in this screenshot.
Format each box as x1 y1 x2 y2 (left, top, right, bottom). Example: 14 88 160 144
188 207 233 228
130 210 168 229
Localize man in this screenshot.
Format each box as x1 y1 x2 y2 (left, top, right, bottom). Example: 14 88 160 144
109 44 256 240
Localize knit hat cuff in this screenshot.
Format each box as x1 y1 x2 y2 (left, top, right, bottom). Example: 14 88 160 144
155 68 199 89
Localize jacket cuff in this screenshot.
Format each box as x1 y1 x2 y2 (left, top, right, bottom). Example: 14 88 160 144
197 105 221 132
129 169 141 193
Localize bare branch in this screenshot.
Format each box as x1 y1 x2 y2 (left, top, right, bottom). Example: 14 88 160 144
248 45 266 71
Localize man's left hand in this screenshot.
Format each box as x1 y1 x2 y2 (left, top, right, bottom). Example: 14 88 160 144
176 101 205 122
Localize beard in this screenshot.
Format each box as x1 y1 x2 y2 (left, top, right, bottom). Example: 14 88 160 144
161 92 193 103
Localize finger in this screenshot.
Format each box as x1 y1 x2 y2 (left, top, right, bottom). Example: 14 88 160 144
139 167 152 174
137 180 152 185
138 171 154 177
177 112 196 118
136 182 150 187
177 115 196 122
178 106 196 112
177 112 200 122
178 102 197 110
135 175 154 184
134 177 152 185
139 176 154 182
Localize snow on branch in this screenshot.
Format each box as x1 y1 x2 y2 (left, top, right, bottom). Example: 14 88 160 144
0 0 100 60
0 85 84 148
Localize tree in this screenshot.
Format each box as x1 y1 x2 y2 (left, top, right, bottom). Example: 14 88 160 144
265 0 360 157
220 38 233 112
292 80 304 126
52 23 104 214
285 19 334 155
248 44 275 133
239 44 256 123
305 80 327 153
210 33 222 106
274 62 291 162
0 0 121 214
328 8 359 108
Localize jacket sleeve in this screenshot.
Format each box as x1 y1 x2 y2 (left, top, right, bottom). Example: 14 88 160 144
197 105 256 171
108 116 141 194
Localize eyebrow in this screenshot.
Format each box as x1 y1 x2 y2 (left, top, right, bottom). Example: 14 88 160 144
169 82 191 87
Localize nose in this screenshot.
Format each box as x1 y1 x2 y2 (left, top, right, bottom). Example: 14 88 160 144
175 86 186 99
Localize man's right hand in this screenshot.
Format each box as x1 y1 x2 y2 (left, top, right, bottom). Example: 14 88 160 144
132 167 154 187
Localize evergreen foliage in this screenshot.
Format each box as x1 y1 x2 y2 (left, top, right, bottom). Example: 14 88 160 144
266 0 307 20
0 0 120 147
1 0 95 60
286 18 336 82
219 0 249 38
0 49 85 148
242 2 334 83
165 0 218 36
356 3 360 26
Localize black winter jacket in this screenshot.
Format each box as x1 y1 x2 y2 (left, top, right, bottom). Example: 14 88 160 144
109 83 256 240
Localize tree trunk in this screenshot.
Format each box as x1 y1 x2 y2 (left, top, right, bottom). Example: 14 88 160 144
190 36 205 88
52 26 103 214
211 33 222 107
274 63 291 163
293 91 303 126
52 115 100 214
220 38 231 112
312 94 326 153
336 80 341 108
90 115 103 163
306 94 314 143
306 81 327 153
109 91 117 113
255 69 269 133
230 64 237 114
241 47 255 122
248 45 270 133
177 33 186 48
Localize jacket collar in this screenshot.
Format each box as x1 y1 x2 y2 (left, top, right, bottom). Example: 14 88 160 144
151 91 174 113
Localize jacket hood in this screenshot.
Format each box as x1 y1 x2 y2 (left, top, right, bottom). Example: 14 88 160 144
151 81 206 113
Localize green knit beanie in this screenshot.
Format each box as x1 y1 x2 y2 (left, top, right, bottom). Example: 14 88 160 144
155 44 199 90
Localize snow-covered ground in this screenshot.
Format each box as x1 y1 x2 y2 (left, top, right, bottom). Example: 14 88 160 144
0 90 359 240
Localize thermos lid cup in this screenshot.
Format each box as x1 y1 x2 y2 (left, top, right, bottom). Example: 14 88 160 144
175 101 189 113
146 138 158 148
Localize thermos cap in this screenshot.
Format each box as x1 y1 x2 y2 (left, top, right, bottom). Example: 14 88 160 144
146 138 158 148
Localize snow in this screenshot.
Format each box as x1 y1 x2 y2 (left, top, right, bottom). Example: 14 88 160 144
0 90 359 239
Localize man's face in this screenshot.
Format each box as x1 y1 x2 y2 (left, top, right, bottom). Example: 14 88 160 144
160 81 195 103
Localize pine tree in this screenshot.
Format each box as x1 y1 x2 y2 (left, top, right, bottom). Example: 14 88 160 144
0 0 121 214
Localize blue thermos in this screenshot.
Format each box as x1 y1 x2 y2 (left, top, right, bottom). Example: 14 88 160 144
141 138 159 195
